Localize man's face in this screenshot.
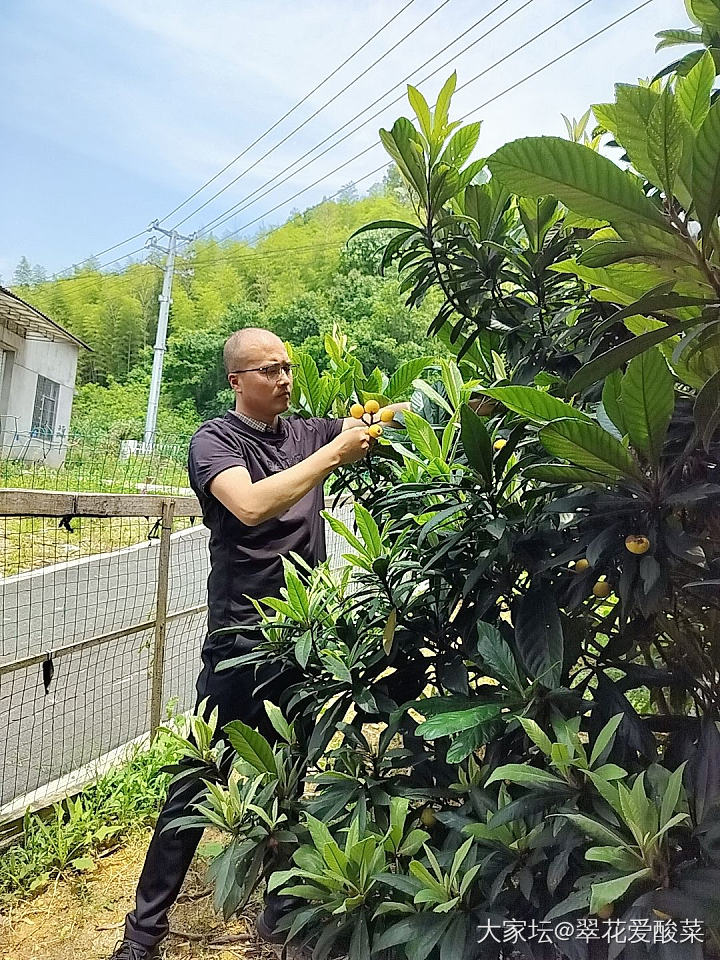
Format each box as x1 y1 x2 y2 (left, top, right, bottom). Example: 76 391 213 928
227 340 292 418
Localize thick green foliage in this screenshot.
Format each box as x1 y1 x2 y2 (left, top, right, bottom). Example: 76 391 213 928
165 9 720 959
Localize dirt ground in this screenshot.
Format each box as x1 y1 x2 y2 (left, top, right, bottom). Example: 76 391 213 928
0 830 289 960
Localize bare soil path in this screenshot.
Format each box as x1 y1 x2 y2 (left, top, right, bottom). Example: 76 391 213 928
0 831 282 960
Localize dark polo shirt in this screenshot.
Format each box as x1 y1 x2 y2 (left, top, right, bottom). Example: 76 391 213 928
188 411 344 638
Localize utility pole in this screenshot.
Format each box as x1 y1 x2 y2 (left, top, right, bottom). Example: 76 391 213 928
143 222 194 450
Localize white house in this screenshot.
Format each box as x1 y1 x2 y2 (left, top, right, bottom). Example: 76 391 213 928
0 285 90 465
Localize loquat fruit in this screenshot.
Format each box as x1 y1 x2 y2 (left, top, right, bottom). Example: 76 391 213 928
349 403 365 420
493 438 507 451
593 581 611 598
364 399 380 415
625 535 650 555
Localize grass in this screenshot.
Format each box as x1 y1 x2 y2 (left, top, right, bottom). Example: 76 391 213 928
0 717 183 907
1 435 192 496
1 514 198 577
1 434 198 576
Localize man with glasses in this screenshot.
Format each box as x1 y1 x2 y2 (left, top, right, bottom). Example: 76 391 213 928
111 327 409 960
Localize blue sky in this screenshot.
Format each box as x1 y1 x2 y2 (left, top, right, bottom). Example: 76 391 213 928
1 0 685 279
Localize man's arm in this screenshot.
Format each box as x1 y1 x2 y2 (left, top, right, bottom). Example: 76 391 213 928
341 400 411 432
209 429 368 527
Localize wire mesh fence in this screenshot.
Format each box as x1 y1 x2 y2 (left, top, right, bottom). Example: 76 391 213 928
0 431 353 824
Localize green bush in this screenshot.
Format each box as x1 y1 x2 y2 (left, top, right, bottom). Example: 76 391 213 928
165 7 720 958
0 722 181 905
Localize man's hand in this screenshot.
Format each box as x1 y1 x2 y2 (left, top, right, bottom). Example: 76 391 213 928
330 424 372 465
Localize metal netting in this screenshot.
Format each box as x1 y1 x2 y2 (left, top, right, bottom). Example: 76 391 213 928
0 431 355 822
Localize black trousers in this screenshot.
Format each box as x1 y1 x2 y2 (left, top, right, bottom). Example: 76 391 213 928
124 633 297 948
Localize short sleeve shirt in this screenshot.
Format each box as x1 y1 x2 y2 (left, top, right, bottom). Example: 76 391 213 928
188 411 344 637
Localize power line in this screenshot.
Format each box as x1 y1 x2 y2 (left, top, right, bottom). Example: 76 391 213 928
48 0 658 293
204 0 658 247
43 3 421 286
193 0 535 239
458 0 657 121
170 0 456 229
156 0 419 226
47 229 151 282
194 0 599 242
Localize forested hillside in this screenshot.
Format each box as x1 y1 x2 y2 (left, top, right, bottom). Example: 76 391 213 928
12 171 448 437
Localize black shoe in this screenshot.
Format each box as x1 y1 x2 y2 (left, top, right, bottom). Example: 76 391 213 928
256 893 304 944
108 940 159 960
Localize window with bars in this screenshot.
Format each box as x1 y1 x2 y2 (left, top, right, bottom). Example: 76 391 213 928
31 375 60 437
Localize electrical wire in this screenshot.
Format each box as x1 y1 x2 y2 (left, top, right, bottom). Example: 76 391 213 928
49 0 657 290
47 230 151 282
196 0 658 248
43 3 421 283
156 0 419 226
170 0 457 229
192 0 536 239
194 0 601 242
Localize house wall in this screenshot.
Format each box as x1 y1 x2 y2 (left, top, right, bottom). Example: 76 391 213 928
0 324 80 466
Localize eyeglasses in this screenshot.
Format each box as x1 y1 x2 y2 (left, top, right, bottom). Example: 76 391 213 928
229 363 297 381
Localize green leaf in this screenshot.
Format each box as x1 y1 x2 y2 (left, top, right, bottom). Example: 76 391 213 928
385 356 433 400
488 136 668 228
567 321 689 394
615 84 661 183
380 118 428 203
621 348 675 464
322 511 365 555
354 502 382 558
404 409 442 460
557 813 631 848
539 418 641 481
692 99 720 240
688 0 720 30
475 621 524 693
460 403 493 484
589 869 652 915
485 764 566 790
515 586 564 688
590 714 624 769
383 608 397 656
654 27 703 50
282 559 310 620
647 87 685 197
601 370 628 436
351 219 421 237
676 50 715 130
296 353 322 414
224 720 276 774
660 761 687 829
586 846 645 871
263 700 292 743
483 386 590 425
295 632 312 669
524 463 608 484
694 369 720 451
519 718 553 757
441 122 482 170
433 72 457 136
407 85 433 143
416 703 502 740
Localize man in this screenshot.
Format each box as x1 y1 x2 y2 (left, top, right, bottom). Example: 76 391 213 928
110 327 409 960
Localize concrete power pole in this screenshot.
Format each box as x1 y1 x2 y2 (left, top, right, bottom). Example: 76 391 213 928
143 222 194 450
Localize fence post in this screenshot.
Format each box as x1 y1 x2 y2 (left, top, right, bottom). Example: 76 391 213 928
150 498 175 738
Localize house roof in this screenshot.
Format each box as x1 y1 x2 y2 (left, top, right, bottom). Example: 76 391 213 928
0 285 92 351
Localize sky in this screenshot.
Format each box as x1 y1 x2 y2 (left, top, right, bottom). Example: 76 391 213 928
1 0 687 280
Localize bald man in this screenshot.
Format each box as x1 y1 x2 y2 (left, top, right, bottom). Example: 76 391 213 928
111 328 409 960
